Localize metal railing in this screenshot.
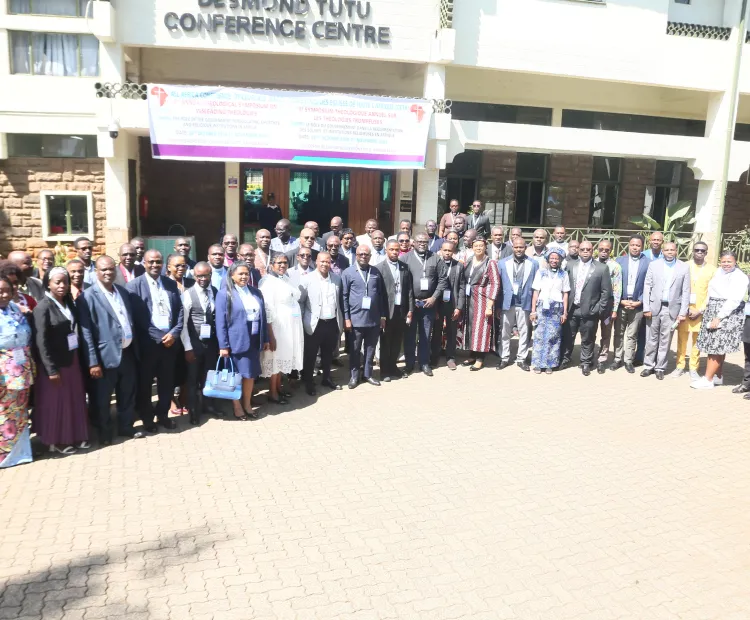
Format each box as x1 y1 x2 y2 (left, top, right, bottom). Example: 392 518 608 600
720 231 750 263
512 227 702 260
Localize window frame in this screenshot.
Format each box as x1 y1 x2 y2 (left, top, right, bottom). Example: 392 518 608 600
40 190 94 242
513 153 548 226
589 157 623 228
7 0 91 17
9 31 100 77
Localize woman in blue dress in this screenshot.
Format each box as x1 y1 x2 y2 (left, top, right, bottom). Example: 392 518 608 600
216 261 270 420
530 248 570 374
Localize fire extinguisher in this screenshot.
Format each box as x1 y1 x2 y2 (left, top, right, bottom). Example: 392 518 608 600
139 194 149 219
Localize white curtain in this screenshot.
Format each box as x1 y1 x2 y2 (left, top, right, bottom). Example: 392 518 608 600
80 36 99 76
10 32 31 74
11 0 81 14
9 0 31 13
32 33 79 76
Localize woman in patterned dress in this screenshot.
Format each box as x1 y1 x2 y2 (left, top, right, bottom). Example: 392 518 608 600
0 276 35 468
530 248 570 374
462 238 500 371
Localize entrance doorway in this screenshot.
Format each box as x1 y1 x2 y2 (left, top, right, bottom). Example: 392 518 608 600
289 170 350 231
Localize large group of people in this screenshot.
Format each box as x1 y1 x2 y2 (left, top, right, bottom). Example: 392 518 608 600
1 200 749 469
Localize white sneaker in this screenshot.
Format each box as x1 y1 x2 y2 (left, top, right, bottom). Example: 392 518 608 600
669 369 685 379
712 375 723 386
689 370 700 381
690 377 714 390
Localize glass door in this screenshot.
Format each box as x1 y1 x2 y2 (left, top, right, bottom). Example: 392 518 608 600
289 170 349 234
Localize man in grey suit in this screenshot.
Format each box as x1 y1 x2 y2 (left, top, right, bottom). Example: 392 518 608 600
641 241 690 380
299 252 344 396
78 256 143 445
562 241 612 375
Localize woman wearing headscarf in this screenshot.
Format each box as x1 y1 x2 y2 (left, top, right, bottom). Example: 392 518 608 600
530 247 570 374
691 250 749 390
216 261 270 419
461 237 500 371
33 267 89 454
0 276 35 468
259 253 304 404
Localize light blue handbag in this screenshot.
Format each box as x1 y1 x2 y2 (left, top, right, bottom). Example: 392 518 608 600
203 357 242 401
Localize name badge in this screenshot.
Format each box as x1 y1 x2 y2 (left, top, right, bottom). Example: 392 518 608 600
67 332 79 351
420 277 429 291
689 293 697 305
512 283 520 295
153 314 170 330
442 289 451 302
542 298 551 310
362 296 372 310
466 284 472 297
745 302 750 317
251 320 260 335
200 324 212 339
12 348 26 364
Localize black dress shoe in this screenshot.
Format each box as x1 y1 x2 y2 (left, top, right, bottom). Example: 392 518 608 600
640 369 654 377
732 384 750 394
496 360 510 370
382 376 391 383
517 361 530 372
321 379 342 391
348 378 358 390
559 360 571 371
743 393 750 400
143 422 158 433
404 366 414 375
399 370 410 379
189 418 200 425
366 377 381 386
581 365 591 376
597 364 606 374
655 371 664 380
305 385 317 396
625 364 635 374
422 365 433 377
331 358 344 367
609 361 622 371
158 419 177 430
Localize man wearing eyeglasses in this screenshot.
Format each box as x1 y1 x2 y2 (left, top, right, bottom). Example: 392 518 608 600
114 243 145 286
326 236 350 275
237 244 261 288
322 216 344 245
287 246 316 289
674 241 715 380
467 201 491 240
595 239 622 373
286 228 319 269
340 229 357 265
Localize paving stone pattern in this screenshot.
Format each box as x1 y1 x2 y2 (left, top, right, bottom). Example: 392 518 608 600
2 349 750 620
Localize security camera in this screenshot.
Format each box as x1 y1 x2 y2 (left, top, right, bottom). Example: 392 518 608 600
108 120 120 139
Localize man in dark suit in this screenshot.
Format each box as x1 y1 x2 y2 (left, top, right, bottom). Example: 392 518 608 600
467 200 491 240
126 249 184 432
78 255 143 445
322 216 344 245
342 245 387 388
375 240 414 382
114 243 145 287
180 261 219 425
326 235 350 276
562 241 612 375
431 240 466 370
286 227 320 268
399 233 447 376
611 235 650 373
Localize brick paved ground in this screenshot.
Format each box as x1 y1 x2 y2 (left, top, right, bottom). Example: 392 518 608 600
2 346 750 620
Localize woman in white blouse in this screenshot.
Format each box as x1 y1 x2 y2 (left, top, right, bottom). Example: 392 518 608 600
692 250 749 389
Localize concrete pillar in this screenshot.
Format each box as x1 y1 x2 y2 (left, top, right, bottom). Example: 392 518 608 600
416 63 446 228
416 169 440 227
695 179 725 259
225 162 241 238
551 108 563 128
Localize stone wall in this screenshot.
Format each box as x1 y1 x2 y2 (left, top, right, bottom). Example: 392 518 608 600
547 154 593 228
0 158 105 257
617 158 655 228
139 138 225 258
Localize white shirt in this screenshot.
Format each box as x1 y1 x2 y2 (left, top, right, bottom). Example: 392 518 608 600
548 240 569 254
146 275 171 327
97 281 133 348
270 237 299 253
661 259 677 302
532 269 571 304
708 267 749 319
573 259 593 306
237 285 260 321
46 292 74 324
370 249 387 267
627 255 642 296
316 272 338 320
342 247 356 265
355 234 373 249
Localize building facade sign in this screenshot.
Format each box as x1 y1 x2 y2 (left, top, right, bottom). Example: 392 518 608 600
148 84 432 168
164 0 391 44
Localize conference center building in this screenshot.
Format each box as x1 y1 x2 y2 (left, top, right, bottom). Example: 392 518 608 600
2 0 750 260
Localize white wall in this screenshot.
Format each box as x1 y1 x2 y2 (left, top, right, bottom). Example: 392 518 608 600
116 0 438 63
668 0 726 25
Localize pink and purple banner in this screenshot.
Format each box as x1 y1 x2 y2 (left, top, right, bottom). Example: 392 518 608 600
147 84 432 169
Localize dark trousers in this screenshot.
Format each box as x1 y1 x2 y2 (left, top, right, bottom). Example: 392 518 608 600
431 303 458 362
138 342 177 424
635 319 647 364
186 342 218 420
350 326 379 380
303 319 338 387
563 305 598 367
380 307 407 377
96 346 137 442
85 373 99 428
404 305 435 369
743 342 750 387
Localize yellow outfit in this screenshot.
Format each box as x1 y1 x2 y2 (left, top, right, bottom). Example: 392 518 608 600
676 260 716 370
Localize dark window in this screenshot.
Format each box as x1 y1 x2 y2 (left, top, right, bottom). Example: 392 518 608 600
514 153 548 225
378 172 393 233
646 161 684 225
7 134 98 157
562 110 705 137
451 102 552 126
734 123 750 142
589 157 622 228
45 194 91 236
